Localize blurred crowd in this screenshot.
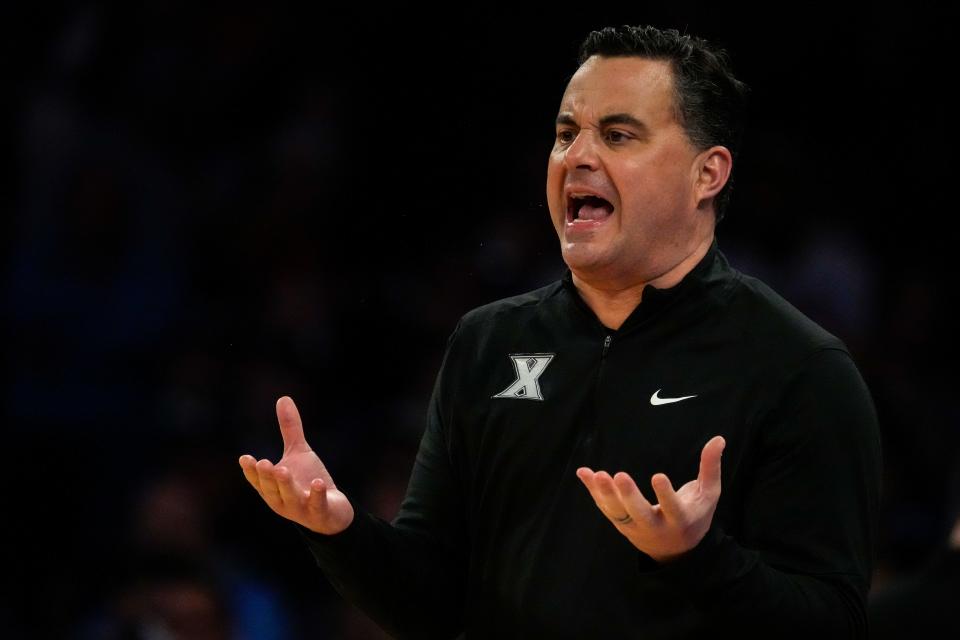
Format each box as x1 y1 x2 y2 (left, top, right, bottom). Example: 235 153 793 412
5 4 957 638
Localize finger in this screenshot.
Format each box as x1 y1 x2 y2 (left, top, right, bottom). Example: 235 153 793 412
576 468 610 508
592 471 632 521
276 396 308 454
307 477 329 516
256 459 283 508
576 467 605 496
612 471 654 521
575 467 595 488
650 473 683 521
238 455 263 493
274 465 301 508
576 467 601 502
698 435 726 497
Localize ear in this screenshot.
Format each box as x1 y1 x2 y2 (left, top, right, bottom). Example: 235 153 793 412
693 146 733 210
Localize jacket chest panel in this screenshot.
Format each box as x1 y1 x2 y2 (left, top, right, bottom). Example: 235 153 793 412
459 336 752 499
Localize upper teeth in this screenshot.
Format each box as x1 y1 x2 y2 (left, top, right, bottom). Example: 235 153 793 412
572 193 594 199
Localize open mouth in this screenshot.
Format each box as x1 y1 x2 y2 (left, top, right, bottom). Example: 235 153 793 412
567 194 614 223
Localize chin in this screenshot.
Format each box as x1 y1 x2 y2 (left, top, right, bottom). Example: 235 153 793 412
561 245 614 275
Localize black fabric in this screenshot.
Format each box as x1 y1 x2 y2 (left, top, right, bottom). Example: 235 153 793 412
299 240 882 639
868 547 960 639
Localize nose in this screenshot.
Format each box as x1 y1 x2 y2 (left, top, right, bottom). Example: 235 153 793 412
563 129 601 171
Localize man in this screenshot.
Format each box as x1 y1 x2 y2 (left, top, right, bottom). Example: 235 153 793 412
239 25 881 638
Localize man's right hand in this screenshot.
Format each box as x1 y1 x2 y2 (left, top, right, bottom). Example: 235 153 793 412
239 396 355 535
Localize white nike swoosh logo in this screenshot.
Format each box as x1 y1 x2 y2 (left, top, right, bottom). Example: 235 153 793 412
650 389 697 405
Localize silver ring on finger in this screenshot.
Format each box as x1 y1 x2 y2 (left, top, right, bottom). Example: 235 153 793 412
614 513 633 524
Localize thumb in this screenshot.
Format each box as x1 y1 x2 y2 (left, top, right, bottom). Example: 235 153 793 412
276 396 308 453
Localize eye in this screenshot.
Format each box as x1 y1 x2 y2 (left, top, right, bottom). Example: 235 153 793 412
556 129 576 144
605 130 629 144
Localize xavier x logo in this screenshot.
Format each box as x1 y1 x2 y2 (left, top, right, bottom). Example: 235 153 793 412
492 354 555 401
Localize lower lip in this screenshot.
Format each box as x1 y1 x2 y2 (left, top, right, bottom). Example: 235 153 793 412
564 214 612 237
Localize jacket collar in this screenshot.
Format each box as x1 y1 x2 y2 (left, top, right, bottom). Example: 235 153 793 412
560 237 726 333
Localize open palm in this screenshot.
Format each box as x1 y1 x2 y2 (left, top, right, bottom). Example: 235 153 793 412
239 396 354 535
576 435 725 563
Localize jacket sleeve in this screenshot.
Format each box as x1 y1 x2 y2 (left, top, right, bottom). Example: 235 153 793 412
297 323 467 640
650 347 882 638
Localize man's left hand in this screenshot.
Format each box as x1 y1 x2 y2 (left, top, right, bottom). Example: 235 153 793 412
576 435 725 563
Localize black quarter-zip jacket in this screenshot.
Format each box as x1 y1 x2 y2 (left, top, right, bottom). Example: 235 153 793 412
300 239 882 639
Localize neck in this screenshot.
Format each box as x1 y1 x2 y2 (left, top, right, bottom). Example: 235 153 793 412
571 236 713 330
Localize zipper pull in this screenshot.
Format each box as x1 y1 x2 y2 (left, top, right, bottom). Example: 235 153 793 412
602 334 612 357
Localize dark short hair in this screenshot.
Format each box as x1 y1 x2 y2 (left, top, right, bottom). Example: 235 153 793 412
577 25 749 222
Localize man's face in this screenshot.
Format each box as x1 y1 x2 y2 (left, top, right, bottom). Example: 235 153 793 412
546 55 714 286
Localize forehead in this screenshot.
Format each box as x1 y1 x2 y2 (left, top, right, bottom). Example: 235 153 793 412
559 56 677 124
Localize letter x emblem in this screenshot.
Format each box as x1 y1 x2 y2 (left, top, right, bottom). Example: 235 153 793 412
492 354 555 401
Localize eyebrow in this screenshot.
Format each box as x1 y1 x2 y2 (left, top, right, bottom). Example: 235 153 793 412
555 112 649 133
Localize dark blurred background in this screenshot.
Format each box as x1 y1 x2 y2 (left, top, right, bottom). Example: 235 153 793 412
4 3 958 638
